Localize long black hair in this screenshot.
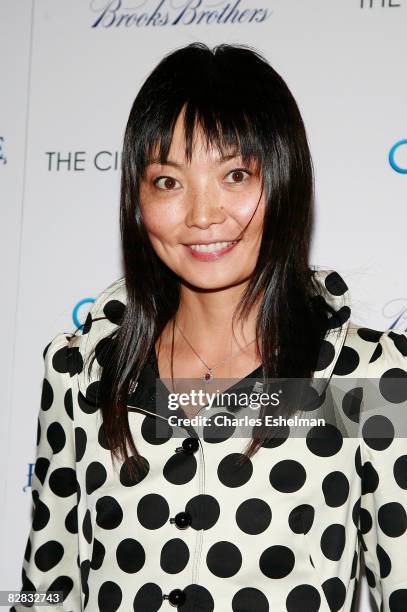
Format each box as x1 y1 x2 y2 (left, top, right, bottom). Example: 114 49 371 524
85 42 336 477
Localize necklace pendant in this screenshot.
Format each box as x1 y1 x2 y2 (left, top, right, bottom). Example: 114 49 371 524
203 369 213 383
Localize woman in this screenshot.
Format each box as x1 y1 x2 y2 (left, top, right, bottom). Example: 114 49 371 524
13 43 407 612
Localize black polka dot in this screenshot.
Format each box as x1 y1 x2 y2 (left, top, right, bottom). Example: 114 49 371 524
322 471 349 507
365 564 376 588
369 343 383 363
95 496 123 530
362 415 394 451
355 446 363 478
333 346 359 376
24 537 31 562
306 423 343 457
82 509 92 544
269 460 306 493
236 498 272 534
325 271 348 296
116 538 145 573
315 341 336 371
389 588 407 611
378 502 407 537
98 580 122 612
68 346 83 376
218 453 253 488
104 299 126 324
46 422 66 454
350 549 358 579
137 494 169 530
65 388 73 420
182 584 214 611
78 388 99 414
82 312 92 335
322 577 346 611
259 545 295 578
52 346 70 374
203 412 236 443
75 427 87 461
361 462 379 494
141 416 173 445
389 331 407 356
207 541 242 577
47 576 74 602
32 499 50 531
97 423 111 450
120 456 149 486
352 498 361 529
49 467 77 497
160 538 190 573
65 504 78 534
91 538 105 570
394 455 407 489
357 328 383 343
34 457 49 485
163 452 197 485
379 368 407 403
186 494 220 530
34 540 64 572
320 524 345 561
286 584 321 612
232 587 269 611
376 544 391 578
86 462 107 495
288 504 315 534
342 387 362 423
133 583 162 612
41 379 53 411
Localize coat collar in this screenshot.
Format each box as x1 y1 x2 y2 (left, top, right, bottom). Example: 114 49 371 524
73 268 351 416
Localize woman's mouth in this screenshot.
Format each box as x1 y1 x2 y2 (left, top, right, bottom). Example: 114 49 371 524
183 240 240 261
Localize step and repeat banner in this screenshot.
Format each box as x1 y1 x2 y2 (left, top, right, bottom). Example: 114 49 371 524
1 1 406 610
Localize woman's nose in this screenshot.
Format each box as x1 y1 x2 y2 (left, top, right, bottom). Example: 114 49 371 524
185 189 226 229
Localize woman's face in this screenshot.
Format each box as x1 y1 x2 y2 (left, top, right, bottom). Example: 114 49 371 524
139 112 266 291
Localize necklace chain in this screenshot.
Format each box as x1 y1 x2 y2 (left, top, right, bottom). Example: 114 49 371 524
173 317 256 383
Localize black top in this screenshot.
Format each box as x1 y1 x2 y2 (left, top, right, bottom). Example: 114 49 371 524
127 345 264 414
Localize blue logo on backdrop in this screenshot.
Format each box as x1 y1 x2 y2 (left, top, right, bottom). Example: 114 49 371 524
389 139 407 174
90 0 271 28
0 136 7 165
73 297 95 330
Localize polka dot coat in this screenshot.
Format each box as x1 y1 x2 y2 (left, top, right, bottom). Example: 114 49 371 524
12 269 407 612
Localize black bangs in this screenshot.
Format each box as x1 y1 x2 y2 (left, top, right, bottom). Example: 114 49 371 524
133 42 273 178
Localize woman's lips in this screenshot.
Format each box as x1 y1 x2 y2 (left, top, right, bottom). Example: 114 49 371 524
183 240 239 261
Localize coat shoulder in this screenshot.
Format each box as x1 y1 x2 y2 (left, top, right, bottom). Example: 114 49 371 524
343 323 407 377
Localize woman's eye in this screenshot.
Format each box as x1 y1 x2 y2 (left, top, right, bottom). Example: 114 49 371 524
224 168 251 184
153 176 181 190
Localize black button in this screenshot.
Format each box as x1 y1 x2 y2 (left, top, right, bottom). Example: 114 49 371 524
182 437 199 453
175 437 199 454
167 588 186 606
170 511 192 529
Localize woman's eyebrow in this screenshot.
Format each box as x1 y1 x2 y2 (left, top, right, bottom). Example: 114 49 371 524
146 153 241 168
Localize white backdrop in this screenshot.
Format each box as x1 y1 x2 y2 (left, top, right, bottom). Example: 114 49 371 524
1 1 406 610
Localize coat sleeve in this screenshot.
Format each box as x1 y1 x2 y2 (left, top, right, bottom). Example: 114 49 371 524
11 332 81 612
359 329 407 611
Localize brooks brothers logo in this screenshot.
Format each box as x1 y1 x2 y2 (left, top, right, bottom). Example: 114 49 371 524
0 136 7 165
383 299 407 331
90 0 271 28
389 139 407 174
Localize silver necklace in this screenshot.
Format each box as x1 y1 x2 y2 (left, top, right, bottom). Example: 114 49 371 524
174 318 256 383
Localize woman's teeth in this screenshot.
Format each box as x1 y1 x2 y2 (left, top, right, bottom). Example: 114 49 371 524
189 241 237 253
